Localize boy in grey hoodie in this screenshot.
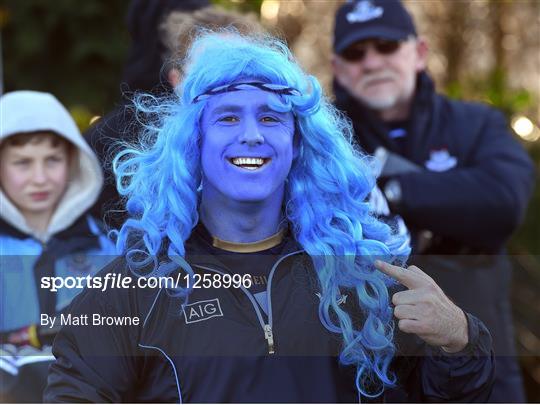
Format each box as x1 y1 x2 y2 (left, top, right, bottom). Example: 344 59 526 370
0 91 115 402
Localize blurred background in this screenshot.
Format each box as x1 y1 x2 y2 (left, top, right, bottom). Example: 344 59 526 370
1 0 539 400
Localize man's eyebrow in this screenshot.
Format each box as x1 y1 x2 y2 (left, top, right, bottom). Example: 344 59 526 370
258 105 285 114
208 103 289 115
209 104 243 115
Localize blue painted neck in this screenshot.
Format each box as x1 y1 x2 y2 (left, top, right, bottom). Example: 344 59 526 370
199 184 285 243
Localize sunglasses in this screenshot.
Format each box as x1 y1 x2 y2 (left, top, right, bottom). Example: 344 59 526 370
340 39 403 62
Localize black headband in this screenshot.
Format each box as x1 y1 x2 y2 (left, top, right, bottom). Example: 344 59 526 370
192 81 301 103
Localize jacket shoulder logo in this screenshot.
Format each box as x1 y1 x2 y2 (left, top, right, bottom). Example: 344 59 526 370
347 0 384 23
425 149 457 172
182 298 223 324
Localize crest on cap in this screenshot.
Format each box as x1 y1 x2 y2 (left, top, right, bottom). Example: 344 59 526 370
346 0 384 23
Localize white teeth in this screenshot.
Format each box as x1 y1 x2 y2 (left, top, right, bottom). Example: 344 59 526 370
231 157 265 166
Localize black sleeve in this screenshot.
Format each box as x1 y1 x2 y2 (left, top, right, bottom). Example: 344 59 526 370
395 108 535 251
394 311 495 402
44 262 142 403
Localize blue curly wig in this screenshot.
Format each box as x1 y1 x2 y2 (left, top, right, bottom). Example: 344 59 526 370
113 30 410 397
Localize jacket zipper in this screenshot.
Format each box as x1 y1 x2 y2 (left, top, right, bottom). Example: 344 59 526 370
192 249 303 355
263 324 275 354
192 264 273 354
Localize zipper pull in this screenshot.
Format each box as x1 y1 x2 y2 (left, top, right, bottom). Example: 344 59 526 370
264 324 275 355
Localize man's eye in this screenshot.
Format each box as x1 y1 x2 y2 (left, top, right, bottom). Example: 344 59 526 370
218 116 239 123
261 116 279 123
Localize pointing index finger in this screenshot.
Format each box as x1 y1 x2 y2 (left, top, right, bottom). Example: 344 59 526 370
374 260 422 290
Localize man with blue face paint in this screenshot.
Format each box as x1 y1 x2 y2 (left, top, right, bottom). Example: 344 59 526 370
45 32 494 403
199 88 296 243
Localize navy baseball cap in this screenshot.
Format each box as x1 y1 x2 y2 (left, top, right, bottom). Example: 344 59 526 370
333 0 417 54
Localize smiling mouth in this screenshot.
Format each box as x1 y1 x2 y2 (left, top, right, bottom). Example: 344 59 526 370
228 157 271 171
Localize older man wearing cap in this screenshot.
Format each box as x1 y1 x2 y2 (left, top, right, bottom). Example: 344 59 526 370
332 0 535 402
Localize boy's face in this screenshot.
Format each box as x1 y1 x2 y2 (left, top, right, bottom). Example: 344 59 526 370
200 88 296 204
0 133 70 220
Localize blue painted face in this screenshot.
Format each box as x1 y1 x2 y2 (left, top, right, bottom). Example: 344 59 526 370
200 88 296 204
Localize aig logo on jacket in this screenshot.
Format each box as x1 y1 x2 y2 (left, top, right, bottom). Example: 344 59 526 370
425 149 458 172
183 298 224 324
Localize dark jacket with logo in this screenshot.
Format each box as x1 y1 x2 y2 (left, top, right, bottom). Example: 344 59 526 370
44 226 494 403
334 73 534 255
334 73 535 401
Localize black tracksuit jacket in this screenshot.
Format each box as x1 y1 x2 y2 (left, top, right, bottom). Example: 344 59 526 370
45 226 494 403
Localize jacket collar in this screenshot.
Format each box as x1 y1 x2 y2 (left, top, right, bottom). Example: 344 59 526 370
120 223 304 277
184 222 302 267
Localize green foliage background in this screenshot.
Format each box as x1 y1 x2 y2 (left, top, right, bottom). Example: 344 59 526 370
2 0 130 128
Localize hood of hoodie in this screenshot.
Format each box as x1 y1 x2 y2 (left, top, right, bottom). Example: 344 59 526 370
0 91 103 242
